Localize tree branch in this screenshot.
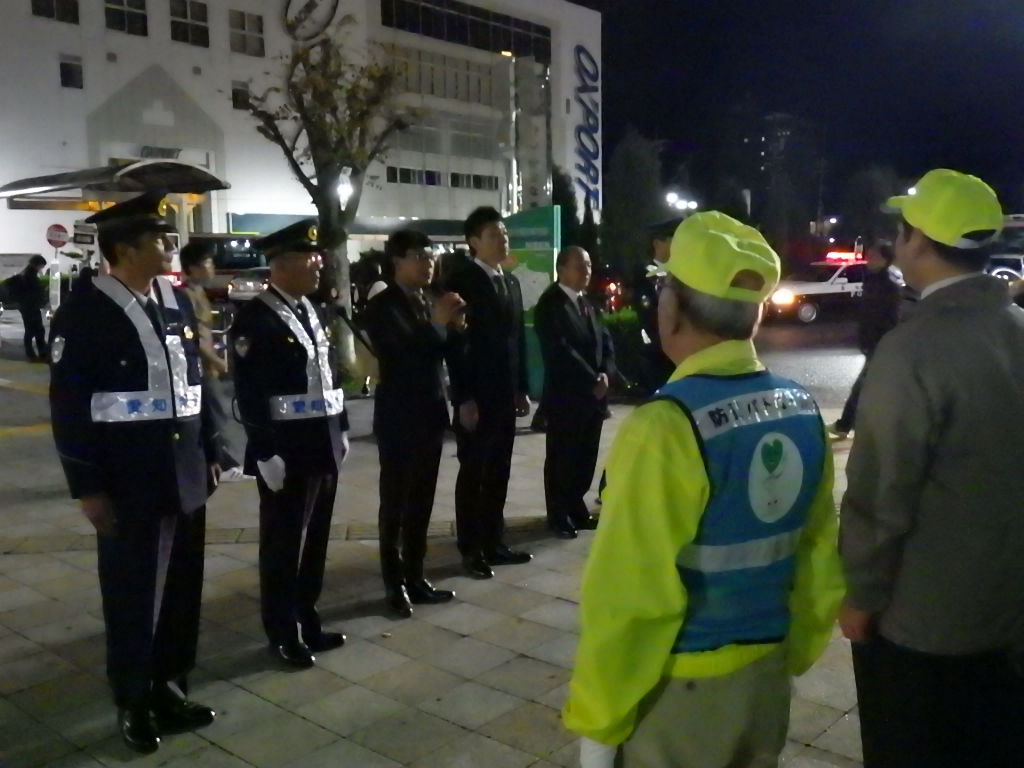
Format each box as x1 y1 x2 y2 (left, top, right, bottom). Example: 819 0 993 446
248 102 318 200
363 116 409 170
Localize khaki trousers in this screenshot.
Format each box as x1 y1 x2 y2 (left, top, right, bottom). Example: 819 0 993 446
618 646 790 768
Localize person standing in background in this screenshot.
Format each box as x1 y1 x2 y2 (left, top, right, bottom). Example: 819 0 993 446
179 242 250 482
364 229 465 617
829 242 902 439
535 246 612 539
4 254 49 361
445 206 533 579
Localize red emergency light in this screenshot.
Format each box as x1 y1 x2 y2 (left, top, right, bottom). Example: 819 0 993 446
825 251 865 263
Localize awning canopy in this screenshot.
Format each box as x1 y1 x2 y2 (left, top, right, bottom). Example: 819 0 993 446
0 160 230 203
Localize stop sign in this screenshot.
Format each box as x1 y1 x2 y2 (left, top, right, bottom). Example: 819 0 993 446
46 224 69 248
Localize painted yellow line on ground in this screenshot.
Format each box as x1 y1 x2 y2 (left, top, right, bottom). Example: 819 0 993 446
0 423 50 438
0 377 48 395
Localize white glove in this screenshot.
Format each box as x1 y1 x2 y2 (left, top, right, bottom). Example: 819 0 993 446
580 738 617 768
340 432 350 465
256 455 286 492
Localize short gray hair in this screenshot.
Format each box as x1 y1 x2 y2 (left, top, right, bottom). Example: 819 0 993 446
665 276 761 340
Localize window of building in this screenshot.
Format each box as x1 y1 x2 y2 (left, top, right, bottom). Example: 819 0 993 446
231 81 250 110
32 0 79 24
449 172 499 191
390 45 497 107
449 117 500 161
59 54 83 89
229 10 265 57
385 166 447 187
381 0 552 64
105 0 148 36
170 0 208 48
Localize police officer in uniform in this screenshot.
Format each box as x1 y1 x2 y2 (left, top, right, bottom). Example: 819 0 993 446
49 190 219 754
230 219 350 669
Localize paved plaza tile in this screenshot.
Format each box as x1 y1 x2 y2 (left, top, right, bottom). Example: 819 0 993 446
0 398 861 767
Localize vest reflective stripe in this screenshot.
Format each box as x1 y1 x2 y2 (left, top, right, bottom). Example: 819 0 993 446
270 389 346 421
257 290 345 421
660 372 825 654
691 387 819 442
676 528 803 573
90 276 202 423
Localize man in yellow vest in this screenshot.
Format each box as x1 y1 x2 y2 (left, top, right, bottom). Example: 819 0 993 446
564 212 845 768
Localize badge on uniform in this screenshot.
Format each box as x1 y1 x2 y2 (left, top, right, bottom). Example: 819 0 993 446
184 326 194 340
235 336 251 358
51 335 66 364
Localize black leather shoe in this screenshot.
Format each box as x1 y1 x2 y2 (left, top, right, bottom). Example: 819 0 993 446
485 545 532 566
386 586 413 618
407 579 455 604
462 554 494 579
119 707 160 754
549 520 578 540
270 639 315 669
305 631 346 652
572 514 599 531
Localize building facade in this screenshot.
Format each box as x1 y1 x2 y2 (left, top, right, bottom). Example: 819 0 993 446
0 0 601 256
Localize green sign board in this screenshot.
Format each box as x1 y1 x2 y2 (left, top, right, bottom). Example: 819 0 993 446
505 206 561 399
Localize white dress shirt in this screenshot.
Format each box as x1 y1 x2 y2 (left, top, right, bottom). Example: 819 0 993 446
919 272 984 300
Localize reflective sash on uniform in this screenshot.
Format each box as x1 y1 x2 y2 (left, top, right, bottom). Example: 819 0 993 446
90 275 202 423
258 291 345 421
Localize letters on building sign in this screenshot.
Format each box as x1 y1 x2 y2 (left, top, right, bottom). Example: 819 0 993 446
573 45 601 209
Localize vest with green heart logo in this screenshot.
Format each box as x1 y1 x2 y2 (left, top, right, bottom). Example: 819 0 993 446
652 370 826 654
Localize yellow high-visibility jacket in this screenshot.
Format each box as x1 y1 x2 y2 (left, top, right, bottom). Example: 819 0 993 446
563 339 845 746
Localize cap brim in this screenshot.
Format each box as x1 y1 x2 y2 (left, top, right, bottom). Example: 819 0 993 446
881 195 909 214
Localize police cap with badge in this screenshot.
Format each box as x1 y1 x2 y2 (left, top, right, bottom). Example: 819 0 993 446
86 189 176 258
254 218 321 259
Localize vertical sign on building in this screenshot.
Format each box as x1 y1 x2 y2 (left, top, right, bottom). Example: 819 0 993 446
515 57 553 211
573 45 601 212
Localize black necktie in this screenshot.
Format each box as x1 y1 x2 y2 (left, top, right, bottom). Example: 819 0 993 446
412 291 431 324
144 298 165 339
492 275 506 299
577 295 590 318
293 301 316 342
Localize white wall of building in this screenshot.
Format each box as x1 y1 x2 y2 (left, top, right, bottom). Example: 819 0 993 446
0 0 600 257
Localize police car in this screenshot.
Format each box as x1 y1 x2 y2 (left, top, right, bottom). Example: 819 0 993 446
769 254 868 324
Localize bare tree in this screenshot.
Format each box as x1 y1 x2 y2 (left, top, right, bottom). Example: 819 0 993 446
239 17 409 370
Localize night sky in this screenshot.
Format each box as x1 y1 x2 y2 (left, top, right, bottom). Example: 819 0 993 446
579 0 1024 207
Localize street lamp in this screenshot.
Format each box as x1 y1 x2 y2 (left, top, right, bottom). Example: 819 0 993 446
687 200 699 210
908 187 917 196
829 217 838 225
666 192 679 205
337 171 354 207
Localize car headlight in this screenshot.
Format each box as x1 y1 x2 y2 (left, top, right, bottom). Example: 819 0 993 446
771 289 796 306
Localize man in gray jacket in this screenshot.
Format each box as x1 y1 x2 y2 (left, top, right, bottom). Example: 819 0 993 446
839 168 1024 768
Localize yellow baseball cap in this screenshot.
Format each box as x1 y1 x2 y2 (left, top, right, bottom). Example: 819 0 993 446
652 211 781 303
883 169 1003 249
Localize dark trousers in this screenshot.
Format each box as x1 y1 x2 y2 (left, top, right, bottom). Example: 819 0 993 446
377 426 444 587
853 635 1024 768
454 406 515 556
836 352 872 433
544 407 603 528
19 307 47 360
97 506 206 708
257 472 337 644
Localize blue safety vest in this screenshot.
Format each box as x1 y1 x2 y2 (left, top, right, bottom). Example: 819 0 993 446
655 371 826 653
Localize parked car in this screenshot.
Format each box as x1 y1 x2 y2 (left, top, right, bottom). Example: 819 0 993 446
226 267 270 305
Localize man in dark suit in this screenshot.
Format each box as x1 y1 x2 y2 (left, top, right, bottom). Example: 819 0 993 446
363 229 465 617
445 207 533 579
230 219 350 670
49 191 219 754
535 247 613 539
